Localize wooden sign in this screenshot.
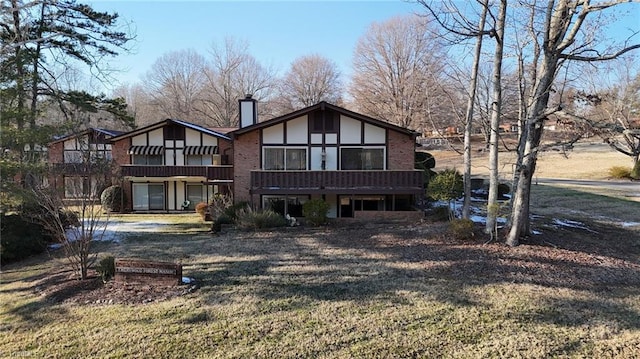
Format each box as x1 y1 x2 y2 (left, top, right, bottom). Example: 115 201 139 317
115 258 182 286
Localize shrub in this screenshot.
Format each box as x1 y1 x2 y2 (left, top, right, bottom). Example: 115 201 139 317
0 214 47 262
222 201 250 223
302 199 330 226
236 208 287 231
100 185 126 212
498 183 511 197
95 256 115 282
428 169 463 220
449 218 475 240
430 205 451 222
608 166 632 179
195 202 208 220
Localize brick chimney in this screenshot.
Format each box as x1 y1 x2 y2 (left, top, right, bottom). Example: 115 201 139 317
239 94 257 128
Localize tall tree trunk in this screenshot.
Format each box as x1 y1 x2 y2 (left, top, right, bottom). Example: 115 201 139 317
485 0 507 236
462 0 489 219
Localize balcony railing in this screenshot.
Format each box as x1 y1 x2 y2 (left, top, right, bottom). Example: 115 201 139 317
251 170 424 194
120 165 233 180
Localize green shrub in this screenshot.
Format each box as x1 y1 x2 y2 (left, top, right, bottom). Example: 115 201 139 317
428 169 463 220
302 199 330 226
449 218 475 240
0 214 47 262
95 256 115 282
195 202 208 220
236 208 287 231
100 185 126 212
608 166 632 179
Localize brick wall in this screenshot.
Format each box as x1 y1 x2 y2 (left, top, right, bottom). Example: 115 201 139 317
48 142 63 164
387 130 416 170
232 131 260 206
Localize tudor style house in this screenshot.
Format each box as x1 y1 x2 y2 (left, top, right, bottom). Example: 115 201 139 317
231 97 424 220
108 119 233 211
47 128 123 200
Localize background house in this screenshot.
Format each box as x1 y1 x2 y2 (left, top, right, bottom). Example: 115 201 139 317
47 128 123 202
231 98 424 220
109 119 233 212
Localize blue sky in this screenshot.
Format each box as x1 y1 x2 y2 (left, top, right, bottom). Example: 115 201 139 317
90 1 425 89
89 1 639 92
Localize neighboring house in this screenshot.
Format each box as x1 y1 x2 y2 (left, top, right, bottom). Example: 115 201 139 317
47 128 123 200
109 119 233 212
231 98 424 220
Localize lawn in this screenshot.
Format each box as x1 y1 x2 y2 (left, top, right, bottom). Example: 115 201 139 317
1 201 639 358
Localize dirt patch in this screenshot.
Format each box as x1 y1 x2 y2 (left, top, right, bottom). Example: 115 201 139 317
34 269 198 305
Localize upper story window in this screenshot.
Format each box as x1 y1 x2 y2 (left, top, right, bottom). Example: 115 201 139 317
340 147 384 170
186 155 213 166
264 147 307 170
132 155 163 165
311 111 337 133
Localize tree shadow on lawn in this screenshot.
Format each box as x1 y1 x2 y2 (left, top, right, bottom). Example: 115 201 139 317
197 223 640 330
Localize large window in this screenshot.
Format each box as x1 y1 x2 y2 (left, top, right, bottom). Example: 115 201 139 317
263 148 307 170
132 183 165 210
132 155 163 165
64 176 88 198
340 148 384 170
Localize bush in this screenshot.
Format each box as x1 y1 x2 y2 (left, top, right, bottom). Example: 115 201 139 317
236 208 287 231
95 256 115 282
222 201 250 223
429 205 451 222
428 169 463 202
608 166 632 179
0 214 47 262
302 199 330 226
195 202 208 220
101 185 126 212
449 218 475 240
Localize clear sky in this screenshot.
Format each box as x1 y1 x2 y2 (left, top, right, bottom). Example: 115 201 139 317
89 0 426 90
88 0 639 92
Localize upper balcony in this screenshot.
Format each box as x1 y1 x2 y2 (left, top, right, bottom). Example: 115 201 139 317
120 165 233 181
250 170 424 195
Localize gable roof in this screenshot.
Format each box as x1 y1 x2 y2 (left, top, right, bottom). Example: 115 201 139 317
109 119 232 142
49 127 125 145
231 101 419 137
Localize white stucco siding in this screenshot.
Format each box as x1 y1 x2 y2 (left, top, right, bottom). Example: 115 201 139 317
311 133 322 144
63 139 76 150
148 129 163 145
325 133 338 144
263 123 284 144
340 116 362 144
202 134 218 146
185 128 200 145
364 123 386 144
131 134 147 146
286 116 308 144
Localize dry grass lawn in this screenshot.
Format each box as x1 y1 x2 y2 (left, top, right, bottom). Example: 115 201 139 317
1 145 639 358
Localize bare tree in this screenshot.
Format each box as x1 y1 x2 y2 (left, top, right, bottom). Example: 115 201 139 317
350 14 450 131
581 56 640 178
278 54 342 111
30 136 114 280
506 0 640 245
143 49 208 122
202 37 277 126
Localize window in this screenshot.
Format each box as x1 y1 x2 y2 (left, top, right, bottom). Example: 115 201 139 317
132 155 163 165
186 155 213 166
64 150 83 163
263 148 307 170
311 111 337 133
64 176 98 198
340 148 384 170
132 183 165 210
263 195 308 217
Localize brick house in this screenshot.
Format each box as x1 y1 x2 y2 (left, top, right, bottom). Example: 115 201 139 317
231 97 424 220
108 119 233 212
47 128 123 201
